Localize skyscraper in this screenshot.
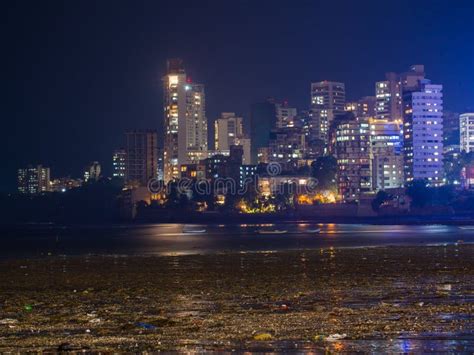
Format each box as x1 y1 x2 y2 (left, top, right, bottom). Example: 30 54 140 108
460 113 474 153
163 59 207 182
403 79 444 185
250 99 277 164
310 81 346 144
17 165 51 194
125 130 158 186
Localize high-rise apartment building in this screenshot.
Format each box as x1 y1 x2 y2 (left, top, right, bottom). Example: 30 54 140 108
125 130 158 186
375 72 402 121
276 102 298 128
214 112 244 151
369 119 404 190
403 79 444 185
444 111 460 145
401 65 426 91
268 128 306 172
157 148 164 181
375 66 425 123
112 149 127 179
345 96 376 119
163 59 207 182
359 96 377 118
214 112 251 164
17 165 51 194
250 99 277 164
460 113 474 153
335 117 372 202
236 137 252 165
310 81 346 144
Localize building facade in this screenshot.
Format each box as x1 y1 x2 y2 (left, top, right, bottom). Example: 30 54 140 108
17 165 51 194
112 149 126 179
310 81 346 144
335 117 372 202
214 112 244 151
214 112 251 164
50 177 83 192
375 72 402 121
444 111 460 145
460 113 474 153
125 130 158 186
346 96 376 119
267 128 306 172
163 59 207 182
276 102 298 128
401 65 426 91
239 165 258 188
369 119 404 190
403 79 444 185
250 99 277 164
84 161 101 182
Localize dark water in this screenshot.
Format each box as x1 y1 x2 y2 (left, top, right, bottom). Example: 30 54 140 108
0 223 473 257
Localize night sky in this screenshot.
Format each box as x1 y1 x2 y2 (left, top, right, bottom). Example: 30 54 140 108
2 0 473 192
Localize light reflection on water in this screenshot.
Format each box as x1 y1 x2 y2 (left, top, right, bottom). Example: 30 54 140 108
237 338 474 352
1 223 474 257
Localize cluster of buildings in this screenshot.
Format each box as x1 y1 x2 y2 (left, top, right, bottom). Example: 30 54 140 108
17 162 98 195
17 59 474 207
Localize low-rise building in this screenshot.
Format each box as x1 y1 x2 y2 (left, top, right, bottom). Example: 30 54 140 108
239 165 258 188
50 177 83 192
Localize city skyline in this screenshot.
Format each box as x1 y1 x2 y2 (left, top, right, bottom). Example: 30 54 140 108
3 0 474 192
4 3 474 352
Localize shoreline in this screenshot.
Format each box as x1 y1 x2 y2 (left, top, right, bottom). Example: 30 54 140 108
2 213 474 228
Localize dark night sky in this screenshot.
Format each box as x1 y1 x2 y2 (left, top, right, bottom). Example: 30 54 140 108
2 0 473 192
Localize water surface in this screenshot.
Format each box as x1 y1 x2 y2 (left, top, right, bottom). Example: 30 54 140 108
0 223 472 257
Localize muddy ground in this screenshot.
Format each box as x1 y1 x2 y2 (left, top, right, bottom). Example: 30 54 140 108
0 245 473 352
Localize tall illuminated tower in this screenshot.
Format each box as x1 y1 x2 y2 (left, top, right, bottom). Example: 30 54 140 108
163 59 207 182
403 79 444 185
375 72 402 121
310 81 345 145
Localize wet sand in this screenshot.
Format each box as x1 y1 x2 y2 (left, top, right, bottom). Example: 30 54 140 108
0 245 473 352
